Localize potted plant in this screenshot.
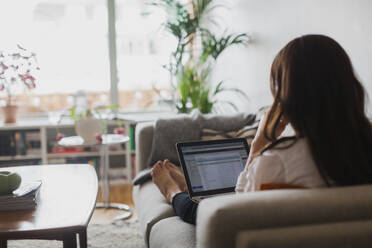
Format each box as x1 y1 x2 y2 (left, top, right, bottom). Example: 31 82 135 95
0 45 39 123
56 104 123 144
73 108 105 144
152 0 249 113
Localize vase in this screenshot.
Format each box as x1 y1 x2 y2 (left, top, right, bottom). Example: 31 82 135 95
75 117 103 143
2 105 18 124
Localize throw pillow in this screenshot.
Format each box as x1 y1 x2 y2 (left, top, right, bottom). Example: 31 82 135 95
146 110 258 168
146 112 201 168
201 122 259 146
197 111 256 132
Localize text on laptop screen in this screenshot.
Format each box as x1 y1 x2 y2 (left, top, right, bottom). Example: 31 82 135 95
181 141 248 192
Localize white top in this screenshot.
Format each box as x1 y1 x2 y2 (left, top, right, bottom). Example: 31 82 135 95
236 138 326 193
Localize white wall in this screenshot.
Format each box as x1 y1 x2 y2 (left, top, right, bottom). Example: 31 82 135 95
213 0 372 114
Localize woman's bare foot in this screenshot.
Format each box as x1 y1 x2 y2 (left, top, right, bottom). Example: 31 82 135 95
151 161 182 203
164 160 188 193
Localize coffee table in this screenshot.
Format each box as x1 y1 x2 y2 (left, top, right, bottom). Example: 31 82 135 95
0 164 98 248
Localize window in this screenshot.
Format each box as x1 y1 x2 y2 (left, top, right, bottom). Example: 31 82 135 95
115 0 174 111
0 0 174 116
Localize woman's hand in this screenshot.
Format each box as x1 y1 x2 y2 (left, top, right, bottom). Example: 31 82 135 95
246 106 288 166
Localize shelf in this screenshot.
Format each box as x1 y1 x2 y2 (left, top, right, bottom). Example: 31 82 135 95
0 150 128 161
0 154 42 161
0 118 137 181
0 118 120 131
47 150 126 159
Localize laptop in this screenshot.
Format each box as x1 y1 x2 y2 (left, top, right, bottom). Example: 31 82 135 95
176 138 250 202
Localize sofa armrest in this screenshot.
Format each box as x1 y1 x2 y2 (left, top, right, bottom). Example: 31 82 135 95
135 122 154 173
196 185 372 248
235 220 372 248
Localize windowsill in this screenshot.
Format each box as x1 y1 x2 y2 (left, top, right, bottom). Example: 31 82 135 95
117 110 178 123
0 110 177 129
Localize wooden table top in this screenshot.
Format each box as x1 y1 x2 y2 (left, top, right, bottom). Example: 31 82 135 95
0 164 98 239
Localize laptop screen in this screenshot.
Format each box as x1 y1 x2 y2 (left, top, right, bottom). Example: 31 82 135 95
177 139 249 196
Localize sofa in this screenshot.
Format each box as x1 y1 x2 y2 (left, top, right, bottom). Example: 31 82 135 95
133 121 372 248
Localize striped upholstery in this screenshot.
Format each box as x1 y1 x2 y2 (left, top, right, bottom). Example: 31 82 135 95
201 123 259 146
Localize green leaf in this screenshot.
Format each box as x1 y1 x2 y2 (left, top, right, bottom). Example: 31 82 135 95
71 106 76 122
217 87 249 100
198 87 213 113
95 104 119 110
178 80 190 102
201 30 249 60
213 81 224 96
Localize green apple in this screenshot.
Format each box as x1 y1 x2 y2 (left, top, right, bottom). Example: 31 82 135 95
0 171 22 195
0 172 10 194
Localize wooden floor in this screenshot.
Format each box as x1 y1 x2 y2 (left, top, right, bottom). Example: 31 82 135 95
96 181 134 207
91 181 136 224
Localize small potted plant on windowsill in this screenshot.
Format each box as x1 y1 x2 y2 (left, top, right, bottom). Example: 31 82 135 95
0 45 39 123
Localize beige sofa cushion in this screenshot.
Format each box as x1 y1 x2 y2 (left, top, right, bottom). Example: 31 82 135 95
236 220 372 248
133 181 175 246
197 185 372 248
150 216 196 248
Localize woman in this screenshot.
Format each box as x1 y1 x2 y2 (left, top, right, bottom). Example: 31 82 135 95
151 34 372 225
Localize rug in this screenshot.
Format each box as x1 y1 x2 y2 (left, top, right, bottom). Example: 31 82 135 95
7 219 146 248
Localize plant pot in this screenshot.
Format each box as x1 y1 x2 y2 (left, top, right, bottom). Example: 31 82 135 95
75 117 103 143
2 105 18 124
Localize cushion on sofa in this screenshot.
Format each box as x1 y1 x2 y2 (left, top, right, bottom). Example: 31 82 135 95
197 111 256 132
146 113 201 167
149 216 196 248
201 122 258 145
146 110 256 168
235 220 372 248
133 181 175 246
197 184 372 248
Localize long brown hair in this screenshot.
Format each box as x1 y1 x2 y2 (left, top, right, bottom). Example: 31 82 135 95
265 34 372 186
